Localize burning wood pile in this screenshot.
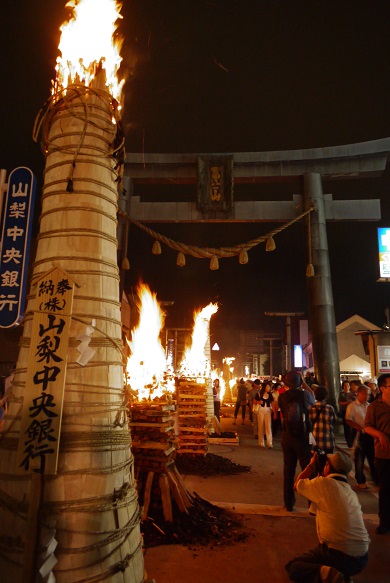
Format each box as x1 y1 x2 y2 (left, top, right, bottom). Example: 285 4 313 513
128 399 193 522
124 284 228 540
176 379 209 455
130 400 176 473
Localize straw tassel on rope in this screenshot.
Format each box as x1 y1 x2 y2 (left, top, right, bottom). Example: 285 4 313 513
152 240 162 255
210 256 219 270
266 236 276 252
239 248 249 264
177 252 186 267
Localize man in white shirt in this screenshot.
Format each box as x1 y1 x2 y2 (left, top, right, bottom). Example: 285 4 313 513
346 385 378 488
285 451 369 583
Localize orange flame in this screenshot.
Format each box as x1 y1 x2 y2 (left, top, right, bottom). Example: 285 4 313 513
125 283 167 400
180 303 218 378
53 0 124 100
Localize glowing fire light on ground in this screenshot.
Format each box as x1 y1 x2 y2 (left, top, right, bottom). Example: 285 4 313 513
53 0 124 100
180 303 218 378
126 284 168 400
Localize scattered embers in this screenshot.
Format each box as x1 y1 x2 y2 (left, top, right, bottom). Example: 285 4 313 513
176 453 251 477
142 492 249 548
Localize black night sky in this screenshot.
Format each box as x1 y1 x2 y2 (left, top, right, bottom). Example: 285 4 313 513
1 1 390 354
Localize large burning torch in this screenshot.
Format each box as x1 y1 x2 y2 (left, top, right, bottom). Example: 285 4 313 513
0 2 144 582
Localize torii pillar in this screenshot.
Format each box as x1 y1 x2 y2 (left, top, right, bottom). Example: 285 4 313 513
303 173 340 408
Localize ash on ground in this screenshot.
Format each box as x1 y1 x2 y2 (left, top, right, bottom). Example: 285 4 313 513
142 493 249 549
176 452 251 477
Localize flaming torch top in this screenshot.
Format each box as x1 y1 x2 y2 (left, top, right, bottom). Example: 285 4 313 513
52 0 124 101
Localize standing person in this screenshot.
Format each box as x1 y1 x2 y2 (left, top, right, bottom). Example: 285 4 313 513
212 378 221 421
349 380 363 398
366 378 381 402
278 370 315 512
310 385 336 454
250 379 261 436
271 382 281 435
338 380 356 448
285 451 370 583
365 373 390 534
346 385 378 489
233 378 248 425
247 378 258 423
257 380 274 448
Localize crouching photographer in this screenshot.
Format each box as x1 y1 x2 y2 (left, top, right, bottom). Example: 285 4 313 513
311 446 328 475
285 451 370 583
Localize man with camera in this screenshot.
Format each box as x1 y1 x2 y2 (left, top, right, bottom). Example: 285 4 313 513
285 450 370 583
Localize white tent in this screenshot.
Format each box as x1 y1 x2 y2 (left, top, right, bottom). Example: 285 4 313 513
339 354 371 377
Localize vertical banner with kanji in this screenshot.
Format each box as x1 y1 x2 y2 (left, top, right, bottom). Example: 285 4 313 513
16 266 75 475
0 166 36 328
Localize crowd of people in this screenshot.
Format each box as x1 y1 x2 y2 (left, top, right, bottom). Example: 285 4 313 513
222 370 390 583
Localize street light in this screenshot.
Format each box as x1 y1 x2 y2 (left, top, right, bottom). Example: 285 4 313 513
264 312 304 371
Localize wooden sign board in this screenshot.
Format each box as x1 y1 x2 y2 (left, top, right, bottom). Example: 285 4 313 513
197 155 233 213
16 266 75 475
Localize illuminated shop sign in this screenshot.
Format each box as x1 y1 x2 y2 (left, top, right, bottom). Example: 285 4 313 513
377 227 390 280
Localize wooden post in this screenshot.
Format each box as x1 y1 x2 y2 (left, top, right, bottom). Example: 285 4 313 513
21 474 43 583
159 474 173 522
142 472 155 520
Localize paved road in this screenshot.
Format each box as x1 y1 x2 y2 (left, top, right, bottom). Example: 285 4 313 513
145 406 388 583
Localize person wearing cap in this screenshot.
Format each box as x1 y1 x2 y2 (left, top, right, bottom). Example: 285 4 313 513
285 451 370 583
366 378 380 403
345 385 378 490
364 372 390 535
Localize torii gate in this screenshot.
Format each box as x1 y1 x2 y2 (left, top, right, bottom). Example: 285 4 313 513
121 138 389 406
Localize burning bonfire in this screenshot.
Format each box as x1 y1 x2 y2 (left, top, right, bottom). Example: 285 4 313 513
125 283 219 402
124 289 247 548
179 303 218 379
125 283 173 401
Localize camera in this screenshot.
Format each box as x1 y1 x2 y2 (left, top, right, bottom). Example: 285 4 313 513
312 446 328 475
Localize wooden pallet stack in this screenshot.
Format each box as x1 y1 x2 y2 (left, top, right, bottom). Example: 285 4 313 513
177 379 209 455
206 379 216 429
129 400 192 522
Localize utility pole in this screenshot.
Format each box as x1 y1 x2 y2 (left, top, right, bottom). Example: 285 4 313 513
264 312 304 371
